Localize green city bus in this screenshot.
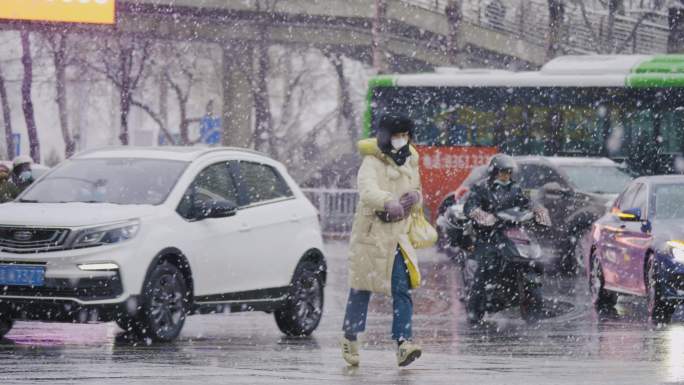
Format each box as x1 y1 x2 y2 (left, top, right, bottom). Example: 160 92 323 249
364 54 684 219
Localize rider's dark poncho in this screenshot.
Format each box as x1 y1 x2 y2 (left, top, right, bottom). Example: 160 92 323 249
463 178 531 258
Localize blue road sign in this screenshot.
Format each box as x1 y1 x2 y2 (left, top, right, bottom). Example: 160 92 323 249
200 116 221 145
11 133 20 156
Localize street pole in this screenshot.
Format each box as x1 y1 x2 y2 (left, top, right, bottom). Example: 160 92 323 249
372 0 387 74
445 0 463 66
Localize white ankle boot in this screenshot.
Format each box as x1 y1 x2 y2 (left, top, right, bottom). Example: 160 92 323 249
341 337 360 366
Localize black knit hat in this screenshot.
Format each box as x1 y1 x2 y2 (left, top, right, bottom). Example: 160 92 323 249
377 114 414 154
379 114 414 136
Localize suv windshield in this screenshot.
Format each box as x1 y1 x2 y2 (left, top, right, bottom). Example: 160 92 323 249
655 184 684 219
21 158 188 205
559 165 632 194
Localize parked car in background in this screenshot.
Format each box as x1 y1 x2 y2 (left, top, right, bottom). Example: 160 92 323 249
545 157 633 204
0 147 326 342
436 156 633 274
588 175 684 323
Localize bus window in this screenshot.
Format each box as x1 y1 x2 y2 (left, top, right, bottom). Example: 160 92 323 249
614 107 656 170
558 105 607 155
424 106 470 146
374 87 506 147
496 105 528 155
660 109 684 154
526 107 552 155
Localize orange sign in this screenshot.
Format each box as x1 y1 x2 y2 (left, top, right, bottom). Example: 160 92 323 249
415 146 499 222
0 0 115 25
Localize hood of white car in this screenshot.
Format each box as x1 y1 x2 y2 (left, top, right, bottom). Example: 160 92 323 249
0 202 160 228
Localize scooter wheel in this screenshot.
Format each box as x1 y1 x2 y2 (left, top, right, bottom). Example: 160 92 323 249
520 285 543 323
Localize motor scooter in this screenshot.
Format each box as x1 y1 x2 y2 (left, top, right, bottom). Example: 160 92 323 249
444 207 546 322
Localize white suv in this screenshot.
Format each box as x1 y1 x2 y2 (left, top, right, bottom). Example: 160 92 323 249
0 147 326 342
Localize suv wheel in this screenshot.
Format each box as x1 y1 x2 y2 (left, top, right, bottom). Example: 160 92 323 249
590 255 617 311
129 262 189 342
647 254 674 324
275 260 324 336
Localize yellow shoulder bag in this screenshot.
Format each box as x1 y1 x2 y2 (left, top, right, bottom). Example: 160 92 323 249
408 205 438 249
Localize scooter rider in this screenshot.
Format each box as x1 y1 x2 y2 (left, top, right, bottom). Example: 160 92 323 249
463 154 547 323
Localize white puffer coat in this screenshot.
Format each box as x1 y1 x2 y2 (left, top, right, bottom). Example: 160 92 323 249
348 138 422 295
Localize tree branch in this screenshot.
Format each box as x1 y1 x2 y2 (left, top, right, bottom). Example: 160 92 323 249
615 4 664 53
130 40 151 91
574 0 604 52
164 70 191 105
130 98 176 145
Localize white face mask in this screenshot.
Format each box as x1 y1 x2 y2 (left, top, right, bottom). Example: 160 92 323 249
391 137 408 151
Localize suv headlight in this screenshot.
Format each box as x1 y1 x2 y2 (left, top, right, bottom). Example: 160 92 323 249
72 220 140 248
667 240 684 263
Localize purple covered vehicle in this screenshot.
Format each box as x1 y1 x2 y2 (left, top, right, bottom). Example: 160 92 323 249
588 175 684 323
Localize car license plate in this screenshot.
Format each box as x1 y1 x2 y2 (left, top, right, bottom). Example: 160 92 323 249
0 265 45 286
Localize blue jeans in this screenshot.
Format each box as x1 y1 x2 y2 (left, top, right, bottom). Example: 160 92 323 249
342 248 413 341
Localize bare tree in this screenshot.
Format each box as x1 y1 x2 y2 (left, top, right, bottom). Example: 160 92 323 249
83 36 153 145
547 0 565 60
128 98 176 145
445 0 463 65
267 47 362 184
130 42 212 146
20 30 40 163
324 51 357 149
372 0 388 73
267 50 301 159
668 2 684 52
254 42 273 153
252 0 280 153
165 71 202 145
43 32 75 158
0 63 13 160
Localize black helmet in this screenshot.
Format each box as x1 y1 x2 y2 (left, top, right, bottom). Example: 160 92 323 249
376 114 414 154
487 154 517 179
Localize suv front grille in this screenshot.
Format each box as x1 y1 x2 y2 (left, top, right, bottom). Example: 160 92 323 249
0 276 123 300
0 227 70 254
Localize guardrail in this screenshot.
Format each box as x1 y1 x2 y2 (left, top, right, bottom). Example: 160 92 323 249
302 188 359 238
402 0 669 54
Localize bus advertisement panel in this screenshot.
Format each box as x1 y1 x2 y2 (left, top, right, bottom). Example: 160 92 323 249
416 146 497 221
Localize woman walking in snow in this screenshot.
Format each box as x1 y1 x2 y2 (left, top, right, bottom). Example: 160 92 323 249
341 114 423 367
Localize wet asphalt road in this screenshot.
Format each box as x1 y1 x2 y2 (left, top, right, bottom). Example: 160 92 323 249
2 241 684 385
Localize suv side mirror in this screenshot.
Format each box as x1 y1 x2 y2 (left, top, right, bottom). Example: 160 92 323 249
194 199 238 220
542 182 570 198
616 207 641 222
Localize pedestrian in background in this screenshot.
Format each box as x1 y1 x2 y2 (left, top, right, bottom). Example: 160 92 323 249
11 156 34 194
0 164 18 203
341 114 424 367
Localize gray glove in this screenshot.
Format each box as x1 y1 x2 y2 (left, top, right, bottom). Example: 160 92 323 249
534 206 552 226
469 207 496 227
399 191 421 212
376 199 406 223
